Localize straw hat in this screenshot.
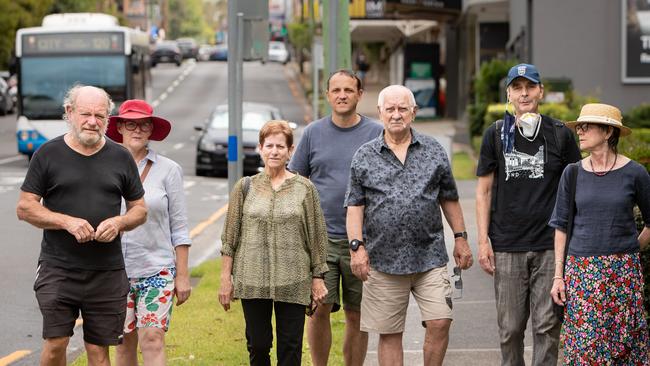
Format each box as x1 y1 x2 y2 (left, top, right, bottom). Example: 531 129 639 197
565 103 631 136
106 99 172 143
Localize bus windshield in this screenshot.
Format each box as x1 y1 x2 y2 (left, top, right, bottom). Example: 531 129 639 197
20 55 127 119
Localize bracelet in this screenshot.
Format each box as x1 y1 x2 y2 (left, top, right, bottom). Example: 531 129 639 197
552 275 564 280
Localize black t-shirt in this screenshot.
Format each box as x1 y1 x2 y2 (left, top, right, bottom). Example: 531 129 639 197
21 136 144 270
476 116 581 252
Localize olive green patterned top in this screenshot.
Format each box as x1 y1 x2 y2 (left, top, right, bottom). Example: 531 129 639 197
221 172 329 306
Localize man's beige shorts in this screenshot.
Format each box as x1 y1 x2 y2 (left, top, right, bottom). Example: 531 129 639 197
360 266 453 334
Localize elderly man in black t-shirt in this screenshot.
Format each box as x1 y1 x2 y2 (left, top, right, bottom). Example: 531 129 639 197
475 64 581 366
16 85 147 366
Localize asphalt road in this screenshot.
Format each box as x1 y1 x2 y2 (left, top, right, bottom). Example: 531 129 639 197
0 59 306 364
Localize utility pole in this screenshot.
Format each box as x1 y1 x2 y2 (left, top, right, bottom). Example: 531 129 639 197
227 3 244 192
322 0 351 73
322 0 351 113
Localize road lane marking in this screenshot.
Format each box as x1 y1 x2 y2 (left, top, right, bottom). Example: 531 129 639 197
0 155 24 165
0 350 32 366
173 143 184 150
189 204 228 239
151 62 196 107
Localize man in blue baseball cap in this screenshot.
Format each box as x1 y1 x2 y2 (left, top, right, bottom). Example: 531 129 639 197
475 63 581 366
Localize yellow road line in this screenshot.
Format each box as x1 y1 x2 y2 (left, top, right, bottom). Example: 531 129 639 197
0 350 32 366
1 204 229 364
189 204 229 239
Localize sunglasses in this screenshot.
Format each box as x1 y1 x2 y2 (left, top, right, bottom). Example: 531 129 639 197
122 120 154 132
452 266 463 299
574 123 592 133
305 297 318 317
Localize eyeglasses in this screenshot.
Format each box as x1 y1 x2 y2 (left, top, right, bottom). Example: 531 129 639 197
452 266 463 299
574 123 592 133
122 120 154 132
305 297 318 317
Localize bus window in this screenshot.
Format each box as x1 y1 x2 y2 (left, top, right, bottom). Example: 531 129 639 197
20 56 127 119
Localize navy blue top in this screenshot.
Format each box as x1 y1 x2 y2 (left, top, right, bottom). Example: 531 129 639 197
549 160 650 257
345 129 459 275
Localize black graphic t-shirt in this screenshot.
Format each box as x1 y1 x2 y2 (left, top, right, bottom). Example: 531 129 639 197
476 116 581 252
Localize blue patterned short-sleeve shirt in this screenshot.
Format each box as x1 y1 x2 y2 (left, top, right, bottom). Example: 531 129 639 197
345 129 459 275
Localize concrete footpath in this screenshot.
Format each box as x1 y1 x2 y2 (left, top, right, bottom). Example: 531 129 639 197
352 83 536 366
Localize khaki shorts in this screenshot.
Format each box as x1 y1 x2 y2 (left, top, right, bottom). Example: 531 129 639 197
360 266 453 334
323 238 363 312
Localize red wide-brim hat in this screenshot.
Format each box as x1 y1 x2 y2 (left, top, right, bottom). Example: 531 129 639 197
106 99 172 143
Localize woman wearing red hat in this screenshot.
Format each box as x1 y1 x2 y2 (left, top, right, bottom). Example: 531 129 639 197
549 103 649 364
107 100 192 366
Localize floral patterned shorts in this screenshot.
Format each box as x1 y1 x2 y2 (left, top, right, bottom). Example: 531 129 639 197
124 267 176 333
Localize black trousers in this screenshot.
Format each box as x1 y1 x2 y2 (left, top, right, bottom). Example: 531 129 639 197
241 299 305 366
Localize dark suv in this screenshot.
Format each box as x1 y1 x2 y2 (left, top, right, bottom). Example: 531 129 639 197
177 38 199 60
151 41 182 67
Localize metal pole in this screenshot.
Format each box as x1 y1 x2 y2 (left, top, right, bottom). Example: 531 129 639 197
227 2 242 191
236 13 244 179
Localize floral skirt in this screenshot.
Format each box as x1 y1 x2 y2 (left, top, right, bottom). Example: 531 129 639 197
562 253 649 365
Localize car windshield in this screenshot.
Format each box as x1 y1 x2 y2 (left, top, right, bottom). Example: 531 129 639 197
270 43 284 50
209 109 271 131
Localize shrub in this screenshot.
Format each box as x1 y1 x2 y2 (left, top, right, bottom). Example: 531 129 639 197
623 103 650 129
468 103 488 137
626 129 650 325
467 59 517 137
619 128 650 171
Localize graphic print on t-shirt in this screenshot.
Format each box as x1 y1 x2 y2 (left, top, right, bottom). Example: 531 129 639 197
503 145 544 180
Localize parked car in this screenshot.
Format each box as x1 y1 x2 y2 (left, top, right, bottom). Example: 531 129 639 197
268 41 290 64
198 44 216 61
209 43 228 61
151 41 182 67
195 103 295 177
177 38 199 60
0 76 14 115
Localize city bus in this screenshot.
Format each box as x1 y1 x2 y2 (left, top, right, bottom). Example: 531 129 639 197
14 13 152 158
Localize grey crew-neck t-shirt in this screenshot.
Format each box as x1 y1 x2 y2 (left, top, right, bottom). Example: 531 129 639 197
289 115 383 238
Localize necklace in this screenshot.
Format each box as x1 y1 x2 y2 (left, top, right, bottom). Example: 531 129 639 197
589 154 617 176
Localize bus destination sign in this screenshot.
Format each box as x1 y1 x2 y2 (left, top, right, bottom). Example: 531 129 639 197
22 32 125 55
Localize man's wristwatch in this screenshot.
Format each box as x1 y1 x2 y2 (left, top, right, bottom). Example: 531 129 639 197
454 231 468 240
349 239 364 252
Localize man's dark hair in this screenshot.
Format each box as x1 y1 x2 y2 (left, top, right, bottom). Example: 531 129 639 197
596 124 621 154
325 69 362 92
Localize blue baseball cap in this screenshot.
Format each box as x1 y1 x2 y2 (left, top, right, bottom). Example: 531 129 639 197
505 63 541 86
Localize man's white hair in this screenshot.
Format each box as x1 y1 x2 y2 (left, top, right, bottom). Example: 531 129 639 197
377 85 416 109
62 84 115 122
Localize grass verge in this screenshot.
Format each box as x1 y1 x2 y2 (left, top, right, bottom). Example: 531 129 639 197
452 151 476 180
71 259 349 365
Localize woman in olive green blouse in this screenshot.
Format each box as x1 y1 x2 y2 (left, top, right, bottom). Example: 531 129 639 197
219 120 329 366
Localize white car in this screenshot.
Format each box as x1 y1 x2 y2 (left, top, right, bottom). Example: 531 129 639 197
268 41 290 64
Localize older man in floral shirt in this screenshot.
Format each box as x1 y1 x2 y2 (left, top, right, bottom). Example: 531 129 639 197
345 84 473 366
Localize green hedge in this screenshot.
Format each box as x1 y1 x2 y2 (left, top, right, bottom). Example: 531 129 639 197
623 103 650 129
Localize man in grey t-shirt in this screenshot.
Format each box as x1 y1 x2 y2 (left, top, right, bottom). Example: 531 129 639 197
289 69 382 366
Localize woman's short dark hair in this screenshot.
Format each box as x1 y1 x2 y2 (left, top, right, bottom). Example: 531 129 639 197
259 120 294 147
596 124 620 153
325 69 362 91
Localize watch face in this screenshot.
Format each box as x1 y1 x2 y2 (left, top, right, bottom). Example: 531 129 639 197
350 239 361 251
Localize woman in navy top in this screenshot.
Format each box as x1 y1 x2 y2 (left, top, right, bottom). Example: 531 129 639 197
549 103 650 365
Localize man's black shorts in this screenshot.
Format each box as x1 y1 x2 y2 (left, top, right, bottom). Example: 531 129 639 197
33 261 129 345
